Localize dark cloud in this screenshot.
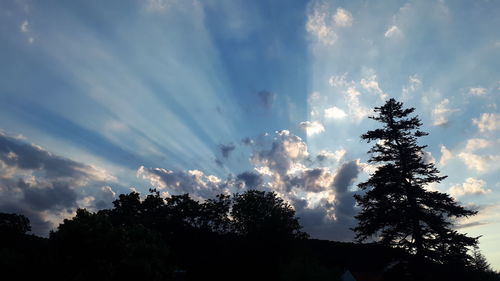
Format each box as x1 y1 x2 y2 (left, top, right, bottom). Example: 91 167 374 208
333 160 362 193
0 133 90 180
257 90 276 109
0 132 117 236
219 143 236 159
288 168 331 193
139 131 369 242
236 172 263 189
241 137 254 146
138 166 232 199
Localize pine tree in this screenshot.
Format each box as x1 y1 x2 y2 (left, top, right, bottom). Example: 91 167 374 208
353 98 478 264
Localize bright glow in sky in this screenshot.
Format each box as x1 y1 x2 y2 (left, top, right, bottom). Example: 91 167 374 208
0 0 499 269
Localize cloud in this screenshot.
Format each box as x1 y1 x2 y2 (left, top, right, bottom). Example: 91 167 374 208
401 75 422 100
306 2 337 45
458 152 500 173
299 121 325 136
465 138 492 152
20 20 29 33
449 178 491 198
316 149 346 162
324 106 347 119
257 90 276 109
344 87 372 121
360 75 388 100
432 98 458 126
0 132 117 235
236 172 263 189
219 143 236 159
384 25 402 38
469 87 487 96
328 73 352 88
333 8 353 27
137 166 233 200
138 130 365 241
439 145 453 166
473 113 500 132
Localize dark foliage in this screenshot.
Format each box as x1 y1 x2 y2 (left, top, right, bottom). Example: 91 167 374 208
1 166 498 280
353 98 478 266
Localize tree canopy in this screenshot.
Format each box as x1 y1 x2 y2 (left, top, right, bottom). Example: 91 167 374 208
353 98 478 265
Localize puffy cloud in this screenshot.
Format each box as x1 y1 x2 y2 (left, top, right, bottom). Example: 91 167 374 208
384 25 402 38
138 130 366 241
432 98 458 126
473 113 500 132
465 138 492 152
333 8 353 27
360 75 388 100
306 2 337 45
439 145 453 166
324 106 347 119
236 172 263 189
345 87 372 121
316 149 346 162
137 166 233 200
0 132 117 235
449 178 491 198
299 121 325 136
469 87 487 96
458 152 500 173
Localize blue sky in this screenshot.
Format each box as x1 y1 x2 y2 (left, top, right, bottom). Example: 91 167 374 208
1 0 499 269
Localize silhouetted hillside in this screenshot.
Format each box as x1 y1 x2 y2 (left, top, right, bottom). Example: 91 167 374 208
1 191 499 281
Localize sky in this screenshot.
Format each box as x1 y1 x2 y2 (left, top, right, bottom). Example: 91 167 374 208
0 0 499 269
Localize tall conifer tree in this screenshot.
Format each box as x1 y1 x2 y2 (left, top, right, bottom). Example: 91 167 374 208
354 98 477 265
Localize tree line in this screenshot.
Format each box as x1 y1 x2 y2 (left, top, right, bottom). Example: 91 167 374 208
1 99 499 281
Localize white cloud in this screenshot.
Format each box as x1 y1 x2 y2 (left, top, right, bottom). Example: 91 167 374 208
316 149 346 162
324 106 347 119
402 75 422 100
439 145 453 166
333 8 353 27
360 75 388 100
345 87 371 121
20 20 29 33
306 3 337 45
473 113 500 132
432 98 458 126
458 152 500 173
469 87 487 96
384 25 402 38
465 138 491 152
299 121 325 136
328 73 352 88
449 178 491 198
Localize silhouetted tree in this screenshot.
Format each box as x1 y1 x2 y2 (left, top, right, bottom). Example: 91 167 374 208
353 98 477 265
231 190 308 240
0 213 31 236
471 244 491 272
50 208 171 281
